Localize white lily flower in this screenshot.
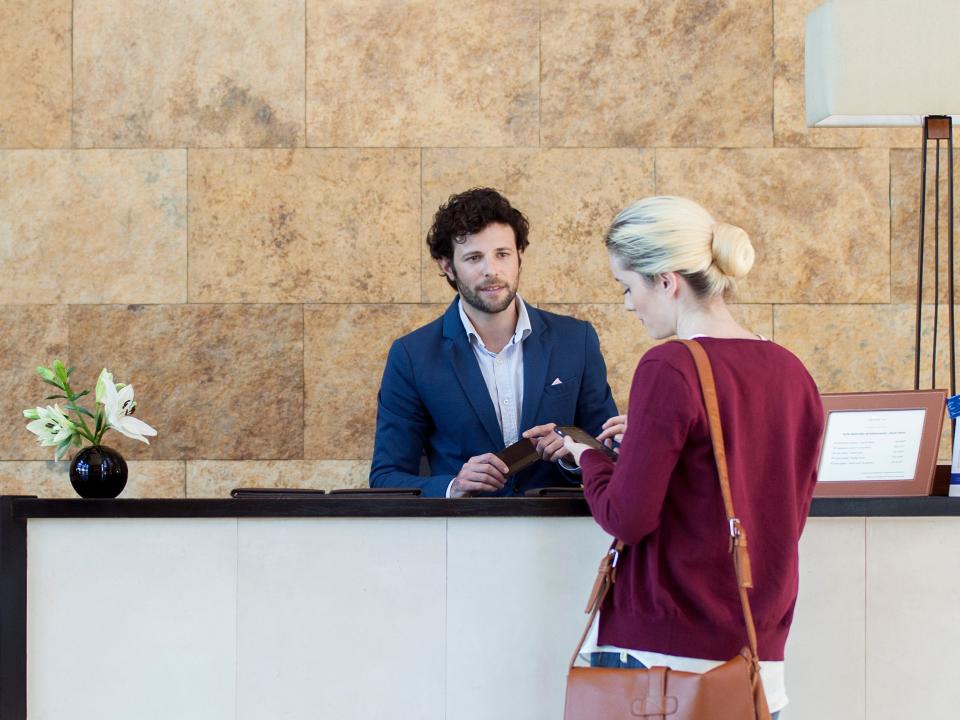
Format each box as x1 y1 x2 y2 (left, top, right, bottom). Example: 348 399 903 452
95 368 113 404
100 379 157 444
25 405 76 448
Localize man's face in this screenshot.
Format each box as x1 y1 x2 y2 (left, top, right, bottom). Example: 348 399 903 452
439 222 522 316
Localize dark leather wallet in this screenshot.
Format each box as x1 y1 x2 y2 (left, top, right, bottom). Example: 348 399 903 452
496 438 540 475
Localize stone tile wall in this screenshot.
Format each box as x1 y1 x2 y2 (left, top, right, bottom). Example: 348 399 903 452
0 1 952 497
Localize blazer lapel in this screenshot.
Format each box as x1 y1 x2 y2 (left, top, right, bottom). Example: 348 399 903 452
442 299 505 450
520 305 550 433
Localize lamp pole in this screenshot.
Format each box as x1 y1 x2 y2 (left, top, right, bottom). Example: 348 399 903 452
915 115 956 437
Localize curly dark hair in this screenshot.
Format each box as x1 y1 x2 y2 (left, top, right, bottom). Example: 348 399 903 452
426 187 530 290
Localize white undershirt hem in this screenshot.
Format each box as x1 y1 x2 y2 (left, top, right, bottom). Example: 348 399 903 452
578 614 788 713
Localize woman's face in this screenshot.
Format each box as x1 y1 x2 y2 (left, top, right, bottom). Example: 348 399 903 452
608 252 676 339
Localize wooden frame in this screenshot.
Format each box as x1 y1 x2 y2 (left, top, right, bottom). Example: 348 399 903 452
815 389 947 498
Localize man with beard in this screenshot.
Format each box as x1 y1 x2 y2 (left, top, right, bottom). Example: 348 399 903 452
370 187 617 497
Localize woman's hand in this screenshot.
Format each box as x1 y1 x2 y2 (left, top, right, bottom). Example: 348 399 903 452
562 436 593 466
597 414 627 449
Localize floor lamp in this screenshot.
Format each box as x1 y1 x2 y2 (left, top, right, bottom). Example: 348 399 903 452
805 0 960 408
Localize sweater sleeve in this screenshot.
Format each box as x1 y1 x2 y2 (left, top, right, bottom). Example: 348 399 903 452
581 356 698 544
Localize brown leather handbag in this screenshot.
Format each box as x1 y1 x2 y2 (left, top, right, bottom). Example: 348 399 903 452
563 339 772 720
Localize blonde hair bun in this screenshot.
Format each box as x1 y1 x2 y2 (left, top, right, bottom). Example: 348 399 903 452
711 222 754 278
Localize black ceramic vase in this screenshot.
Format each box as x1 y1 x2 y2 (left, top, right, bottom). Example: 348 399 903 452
69 445 128 499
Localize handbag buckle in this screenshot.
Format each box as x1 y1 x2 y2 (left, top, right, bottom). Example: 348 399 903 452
729 517 742 538
728 518 742 553
607 546 620 568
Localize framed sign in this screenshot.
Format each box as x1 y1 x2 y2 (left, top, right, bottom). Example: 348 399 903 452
814 389 947 498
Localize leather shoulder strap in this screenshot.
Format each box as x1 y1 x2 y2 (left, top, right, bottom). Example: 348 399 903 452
674 338 760 660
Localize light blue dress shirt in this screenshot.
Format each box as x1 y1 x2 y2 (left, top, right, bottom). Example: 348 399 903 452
457 295 533 446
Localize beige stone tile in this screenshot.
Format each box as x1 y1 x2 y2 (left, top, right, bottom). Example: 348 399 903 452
774 305 960 464
420 149 655 304
0 306 69 460
306 0 538 147
541 0 772 147
772 304 960 393
0 0 71 148
777 303 958 464
73 0 304 147
0 150 187 303
0 461 185 498
656 149 890 303
187 460 370 497
773 0 916 149
540 303 653 413
189 149 420 303
890 149 960 304
542 303 772 412
728 304 774 340
67 304 303 460
304 304 443 460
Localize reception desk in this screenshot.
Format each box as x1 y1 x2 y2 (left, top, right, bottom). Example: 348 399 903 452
2 496 960 720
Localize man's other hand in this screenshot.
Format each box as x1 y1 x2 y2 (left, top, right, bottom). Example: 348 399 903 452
522 423 571 463
450 453 510 497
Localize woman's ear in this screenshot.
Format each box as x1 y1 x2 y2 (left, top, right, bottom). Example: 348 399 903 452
660 272 680 296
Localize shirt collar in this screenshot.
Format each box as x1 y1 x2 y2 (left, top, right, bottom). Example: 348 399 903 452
458 294 532 351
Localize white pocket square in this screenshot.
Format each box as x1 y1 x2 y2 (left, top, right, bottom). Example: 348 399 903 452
551 377 563 386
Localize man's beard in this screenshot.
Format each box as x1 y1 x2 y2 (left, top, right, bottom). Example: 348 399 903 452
456 275 518 315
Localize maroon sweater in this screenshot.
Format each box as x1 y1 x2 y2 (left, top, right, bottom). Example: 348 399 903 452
581 339 824 661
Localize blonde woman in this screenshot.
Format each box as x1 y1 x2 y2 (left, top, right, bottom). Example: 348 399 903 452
563 196 824 718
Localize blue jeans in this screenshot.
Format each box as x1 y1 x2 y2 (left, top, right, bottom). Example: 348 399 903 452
589 652 779 720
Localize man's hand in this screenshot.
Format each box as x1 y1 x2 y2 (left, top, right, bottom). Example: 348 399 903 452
449 453 510 498
596 414 627 450
522 422 571 463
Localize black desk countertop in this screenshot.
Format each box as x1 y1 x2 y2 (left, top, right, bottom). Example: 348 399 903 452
1 492 959 720
5 495 960 519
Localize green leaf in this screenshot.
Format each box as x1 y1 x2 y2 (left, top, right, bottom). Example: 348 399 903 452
95 410 104 435
52 360 68 384
66 404 95 419
66 366 75 378
36 365 56 382
41 378 64 390
54 436 73 461
45 394 68 400
73 389 91 400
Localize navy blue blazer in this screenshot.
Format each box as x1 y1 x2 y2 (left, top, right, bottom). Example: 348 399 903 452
369 298 617 497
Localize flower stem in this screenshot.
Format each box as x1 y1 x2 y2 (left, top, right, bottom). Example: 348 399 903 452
61 378 97 445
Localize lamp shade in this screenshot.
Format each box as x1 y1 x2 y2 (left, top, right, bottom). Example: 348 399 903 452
805 0 960 127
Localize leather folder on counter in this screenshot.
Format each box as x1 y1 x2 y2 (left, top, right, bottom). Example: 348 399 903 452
328 488 422 497
524 487 584 497
230 488 327 498
230 487 423 498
